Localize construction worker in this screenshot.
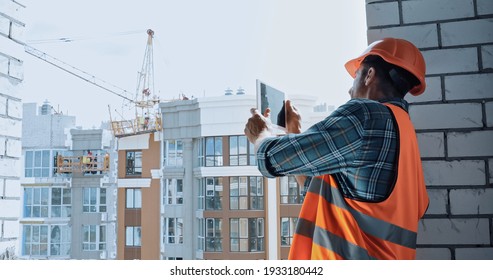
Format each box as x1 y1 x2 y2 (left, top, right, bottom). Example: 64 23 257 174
244 38 429 260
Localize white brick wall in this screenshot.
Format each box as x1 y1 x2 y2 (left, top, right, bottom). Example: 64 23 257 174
0 0 25 260
366 0 493 260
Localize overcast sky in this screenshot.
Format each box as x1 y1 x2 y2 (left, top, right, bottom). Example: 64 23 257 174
20 0 367 128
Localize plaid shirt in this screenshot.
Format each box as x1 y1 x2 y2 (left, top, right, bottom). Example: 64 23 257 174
256 98 409 202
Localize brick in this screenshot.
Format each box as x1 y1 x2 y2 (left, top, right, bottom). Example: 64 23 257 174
5 138 20 157
456 248 493 260
8 58 23 80
422 48 478 75
448 131 493 157
0 75 20 96
422 160 485 186
417 132 445 158
402 0 474 24
367 24 439 49
7 98 21 119
490 158 493 184
425 189 448 215
416 248 452 260
483 45 493 70
477 0 493 15
366 2 399 27
0 35 25 61
0 136 4 156
450 188 493 215
0 0 26 23
0 15 9 36
405 77 442 103
410 103 482 130
487 102 493 127
0 117 21 138
2 220 18 239
0 156 21 177
3 179 19 198
0 55 8 76
9 21 24 44
0 95 6 115
0 199 20 218
441 19 493 47
417 218 490 245
445 74 493 101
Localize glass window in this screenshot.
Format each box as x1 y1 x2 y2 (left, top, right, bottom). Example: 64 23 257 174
163 179 184 205
163 218 183 244
126 151 142 176
23 188 49 218
83 225 106 251
204 177 223 210
51 188 71 218
229 135 250 166
280 176 304 204
230 218 264 252
230 177 264 210
83 187 107 212
24 150 52 178
125 226 142 247
164 140 184 166
281 217 298 246
22 224 71 257
126 188 142 209
205 218 222 252
205 137 223 167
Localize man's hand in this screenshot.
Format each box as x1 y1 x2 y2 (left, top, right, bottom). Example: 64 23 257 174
286 100 301 134
244 108 274 145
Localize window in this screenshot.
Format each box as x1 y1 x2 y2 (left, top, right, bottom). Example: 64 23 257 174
163 179 183 205
230 177 263 210
280 176 304 204
125 226 142 247
198 218 205 251
281 217 298 246
22 224 71 257
126 188 142 209
230 218 264 252
164 140 183 166
82 225 106 251
23 187 71 218
51 188 71 218
83 187 107 212
163 218 183 244
205 137 223 166
24 150 51 177
126 151 142 176
205 218 222 252
229 135 256 166
204 177 223 210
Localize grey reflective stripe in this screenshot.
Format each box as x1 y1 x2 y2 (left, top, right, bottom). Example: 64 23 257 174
296 218 377 260
307 177 417 249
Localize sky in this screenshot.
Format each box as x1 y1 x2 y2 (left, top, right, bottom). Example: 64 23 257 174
20 0 368 128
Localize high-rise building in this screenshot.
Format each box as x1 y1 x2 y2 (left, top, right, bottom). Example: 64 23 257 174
19 102 117 259
114 92 329 260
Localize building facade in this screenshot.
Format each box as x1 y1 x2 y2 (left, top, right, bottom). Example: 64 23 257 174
19 102 117 259
0 0 25 260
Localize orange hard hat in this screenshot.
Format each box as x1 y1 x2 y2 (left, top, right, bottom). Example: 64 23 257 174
345 38 426 96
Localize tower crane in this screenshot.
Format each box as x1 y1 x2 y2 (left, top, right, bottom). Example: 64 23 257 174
24 29 164 137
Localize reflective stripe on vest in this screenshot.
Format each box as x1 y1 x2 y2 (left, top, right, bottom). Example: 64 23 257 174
288 103 429 260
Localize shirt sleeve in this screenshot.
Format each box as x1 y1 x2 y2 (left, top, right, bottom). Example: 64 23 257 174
256 100 366 178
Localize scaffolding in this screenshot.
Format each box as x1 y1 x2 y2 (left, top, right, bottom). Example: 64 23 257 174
56 154 110 174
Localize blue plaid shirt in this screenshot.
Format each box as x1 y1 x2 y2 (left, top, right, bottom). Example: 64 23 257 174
256 98 409 202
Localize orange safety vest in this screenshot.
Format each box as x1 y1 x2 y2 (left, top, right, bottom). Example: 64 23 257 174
288 103 429 260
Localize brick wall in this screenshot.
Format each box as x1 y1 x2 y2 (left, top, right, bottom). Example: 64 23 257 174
366 0 493 259
0 0 25 259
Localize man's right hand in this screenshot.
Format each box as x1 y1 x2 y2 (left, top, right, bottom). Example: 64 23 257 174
285 100 302 134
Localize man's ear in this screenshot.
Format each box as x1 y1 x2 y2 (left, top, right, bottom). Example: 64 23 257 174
364 67 377 86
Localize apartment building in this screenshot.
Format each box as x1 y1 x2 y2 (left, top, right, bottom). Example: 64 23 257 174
19 102 117 259
156 92 327 260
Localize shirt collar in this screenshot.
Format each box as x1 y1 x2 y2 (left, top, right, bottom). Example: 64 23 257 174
378 98 409 112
